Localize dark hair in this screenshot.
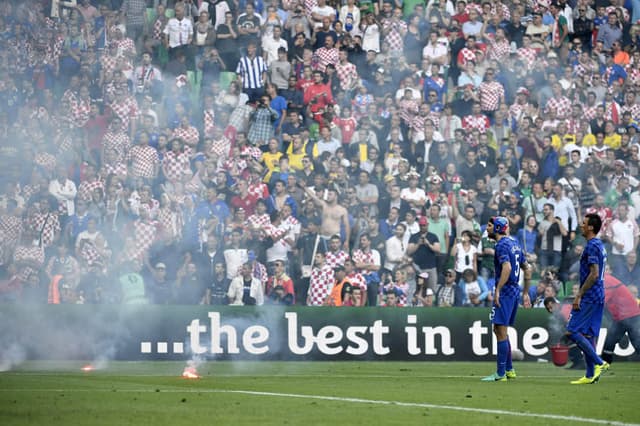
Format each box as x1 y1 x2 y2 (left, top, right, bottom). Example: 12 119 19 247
585 213 602 235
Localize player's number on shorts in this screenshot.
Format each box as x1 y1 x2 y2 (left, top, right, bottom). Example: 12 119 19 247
489 306 495 321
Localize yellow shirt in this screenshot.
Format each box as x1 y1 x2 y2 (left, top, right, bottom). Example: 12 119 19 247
604 134 621 149
261 151 283 182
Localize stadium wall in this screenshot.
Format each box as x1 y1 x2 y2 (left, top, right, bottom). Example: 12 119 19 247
1 305 636 361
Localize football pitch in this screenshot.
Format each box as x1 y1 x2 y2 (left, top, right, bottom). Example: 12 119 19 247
1 361 639 426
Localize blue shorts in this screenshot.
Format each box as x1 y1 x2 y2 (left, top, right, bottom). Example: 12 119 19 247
567 302 604 337
491 295 518 326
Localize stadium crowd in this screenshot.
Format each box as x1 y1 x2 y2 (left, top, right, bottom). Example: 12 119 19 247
1 0 640 307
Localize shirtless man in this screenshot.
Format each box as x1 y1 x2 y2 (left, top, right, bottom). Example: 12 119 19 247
300 182 350 250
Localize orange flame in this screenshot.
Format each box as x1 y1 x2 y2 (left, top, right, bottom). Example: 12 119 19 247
81 364 94 372
182 367 200 379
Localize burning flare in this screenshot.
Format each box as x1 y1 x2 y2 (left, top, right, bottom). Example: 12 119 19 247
182 366 200 379
81 364 94 372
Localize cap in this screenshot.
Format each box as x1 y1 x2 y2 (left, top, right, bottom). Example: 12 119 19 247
376 67 385 74
418 216 428 226
547 51 558 59
492 216 509 234
446 268 456 275
333 264 346 273
155 262 166 269
418 271 430 279
426 288 434 296
516 87 530 96
430 175 443 184
614 159 626 167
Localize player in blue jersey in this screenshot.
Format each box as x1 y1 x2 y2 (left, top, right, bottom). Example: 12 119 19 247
567 213 610 385
482 216 531 382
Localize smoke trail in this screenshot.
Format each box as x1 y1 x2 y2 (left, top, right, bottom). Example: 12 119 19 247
0 343 27 372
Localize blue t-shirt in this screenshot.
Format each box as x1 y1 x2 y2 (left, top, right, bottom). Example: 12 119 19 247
494 236 524 298
579 238 606 304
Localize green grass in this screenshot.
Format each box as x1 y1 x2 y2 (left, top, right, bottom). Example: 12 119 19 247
1 361 639 425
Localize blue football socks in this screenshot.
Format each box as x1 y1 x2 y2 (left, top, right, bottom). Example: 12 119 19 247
569 332 603 377
505 339 513 372
497 340 509 377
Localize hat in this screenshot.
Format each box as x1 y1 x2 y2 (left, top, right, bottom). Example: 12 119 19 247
418 216 428 226
547 51 558 59
617 127 627 135
516 87 530 96
614 159 626 167
446 268 455 276
155 262 166 269
333 264 346 273
248 250 256 261
418 271 430 279
426 288 434 296
376 67 385 74
430 175 443 184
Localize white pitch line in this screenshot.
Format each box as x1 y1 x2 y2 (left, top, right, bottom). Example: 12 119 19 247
0 388 637 426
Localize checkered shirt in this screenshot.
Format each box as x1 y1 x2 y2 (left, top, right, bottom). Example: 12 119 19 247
583 105 598 121
109 96 140 131
381 18 406 51
223 157 248 177
479 81 504 112
308 264 335 306
126 219 160 260
173 126 200 149
626 67 640 85
248 108 277 146
458 48 476 67
565 118 583 135
244 143 268 161
34 152 57 176
29 212 61 248
325 250 350 269
116 37 136 57
399 98 420 126
78 239 102 267
0 214 22 251
335 62 358 91
102 161 128 179
248 181 269 199
78 179 105 202
462 114 490 133
247 213 271 230
573 63 593 80
103 131 131 162
621 104 640 121
488 37 511 62
491 3 511 20
14 244 45 266
128 145 159 178
157 207 183 240
351 249 379 275
101 54 119 74
545 96 572 119
72 99 91 128
516 47 537 70
153 17 166 41
210 136 232 159
204 109 216 139
163 151 191 183
227 104 254 133
345 272 367 291
314 47 339 72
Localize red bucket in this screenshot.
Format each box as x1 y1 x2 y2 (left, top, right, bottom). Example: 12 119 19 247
550 344 569 366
